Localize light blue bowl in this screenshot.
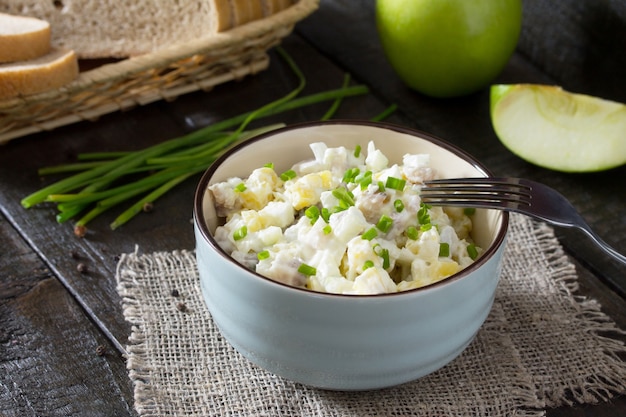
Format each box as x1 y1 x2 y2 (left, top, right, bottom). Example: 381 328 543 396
194 121 508 390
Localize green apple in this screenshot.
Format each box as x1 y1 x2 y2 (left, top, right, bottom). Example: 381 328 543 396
490 84 626 172
376 0 522 98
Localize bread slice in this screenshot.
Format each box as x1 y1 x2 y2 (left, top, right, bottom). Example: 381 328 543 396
0 13 51 63
0 48 78 100
0 0 286 59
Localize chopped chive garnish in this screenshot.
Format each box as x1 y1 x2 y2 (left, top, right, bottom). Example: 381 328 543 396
357 170 373 190
233 225 247 241
376 214 393 233
372 244 390 269
417 202 431 226
298 263 317 276
464 207 476 216
321 208 331 223
362 227 378 240
394 199 404 212
234 183 247 192
377 181 385 192
305 206 320 224
342 167 360 183
420 223 432 232
385 176 406 191
467 243 478 260
332 186 355 207
439 242 450 257
354 145 362 158
257 250 270 260
363 260 374 270
380 248 390 269
264 162 274 169
323 224 332 234
280 169 297 181
336 201 349 211
406 226 418 240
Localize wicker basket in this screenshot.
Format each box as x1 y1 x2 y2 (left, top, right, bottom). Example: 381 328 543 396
0 0 319 144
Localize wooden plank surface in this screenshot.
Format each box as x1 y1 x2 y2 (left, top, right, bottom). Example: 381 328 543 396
0 214 135 416
1 0 624 415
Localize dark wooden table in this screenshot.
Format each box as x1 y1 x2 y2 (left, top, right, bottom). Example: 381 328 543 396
1 1 624 416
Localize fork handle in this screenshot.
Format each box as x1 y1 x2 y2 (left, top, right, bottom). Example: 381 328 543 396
578 226 626 265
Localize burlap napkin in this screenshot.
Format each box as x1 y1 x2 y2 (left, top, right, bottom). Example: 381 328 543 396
116 214 626 416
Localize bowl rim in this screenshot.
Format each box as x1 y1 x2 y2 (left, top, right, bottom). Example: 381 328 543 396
193 119 509 298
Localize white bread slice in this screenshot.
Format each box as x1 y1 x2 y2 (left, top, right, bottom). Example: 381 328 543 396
0 13 51 63
0 47 78 100
0 0 282 59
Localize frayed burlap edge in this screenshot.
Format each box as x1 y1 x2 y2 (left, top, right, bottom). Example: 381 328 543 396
115 214 626 416
516 220 626 407
116 249 201 416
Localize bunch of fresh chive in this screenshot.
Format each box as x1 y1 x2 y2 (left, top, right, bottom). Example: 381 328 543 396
21 47 396 233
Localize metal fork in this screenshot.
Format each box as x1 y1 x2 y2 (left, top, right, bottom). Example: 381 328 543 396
421 177 626 265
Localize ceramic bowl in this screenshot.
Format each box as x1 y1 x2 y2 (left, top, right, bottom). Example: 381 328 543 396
193 120 508 390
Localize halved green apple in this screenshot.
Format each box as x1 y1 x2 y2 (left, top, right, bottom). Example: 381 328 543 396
490 84 626 172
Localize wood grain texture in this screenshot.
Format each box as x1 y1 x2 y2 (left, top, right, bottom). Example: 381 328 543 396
519 0 626 103
0 215 135 416
0 1 624 414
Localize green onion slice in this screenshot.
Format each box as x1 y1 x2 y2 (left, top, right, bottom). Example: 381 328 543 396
380 248 390 269
362 227 378 241
257 250 270 260
305 206 320 224
467 243 478 260
321 208 331 223
354 145 362 158
406 226 418 240
280 169 297 181
342 167 360 183
439 242 450 257
234 183 247 192
298 263 317 276
385 176 406 191
357 170 373 190
394 199 404 212
233 225 247 241
376 214 393 233
363 260 374 270
332 186 355 207
417 202 431 226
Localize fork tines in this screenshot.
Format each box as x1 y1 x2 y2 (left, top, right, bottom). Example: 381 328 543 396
420 177 533 209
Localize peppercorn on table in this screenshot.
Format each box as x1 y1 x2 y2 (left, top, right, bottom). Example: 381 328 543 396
1 1 625 416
